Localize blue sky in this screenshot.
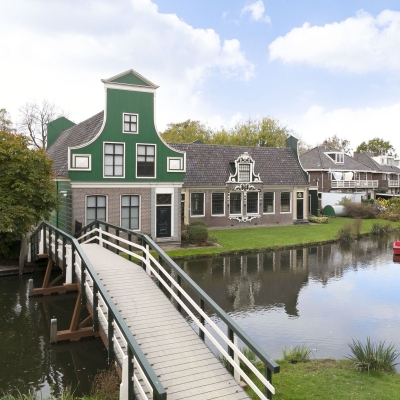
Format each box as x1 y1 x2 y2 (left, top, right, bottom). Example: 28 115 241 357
1 0 400 153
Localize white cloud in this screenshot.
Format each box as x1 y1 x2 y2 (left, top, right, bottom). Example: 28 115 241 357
291 103 400 152
0 0 254 129
241 1 271 23
269 9 400 73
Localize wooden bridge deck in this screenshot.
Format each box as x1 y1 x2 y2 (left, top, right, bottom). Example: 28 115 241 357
81 243 250 400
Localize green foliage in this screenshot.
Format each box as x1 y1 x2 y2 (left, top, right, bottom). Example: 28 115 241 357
240 347 262 373
187 222 208 245
188 220 207 227
347 337 399 373
0 108 14 133
0 131 59 257
344 202 377 219
308 215 328 224
89 364 119 399
352 218 363 238
371 222 393 236
282 345 312 363
337 196 352 205
356 137 397 157
160 119 213 144
337 222 354 244
378 186 388 193
322 134 352 155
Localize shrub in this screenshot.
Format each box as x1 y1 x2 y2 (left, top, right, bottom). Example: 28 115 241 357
346 337 399 373
308 215 329 224
337 196 352 205
90 364 120 399
188 222 208 245
337 223 354 243
384 213 400 222
378 187 388 193
282 345 312 363
344 202 377 219
189 220 207 227
371 222 392 236
352 218 363 238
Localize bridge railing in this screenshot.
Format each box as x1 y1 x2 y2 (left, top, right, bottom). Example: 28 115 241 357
77 220 280 400
30 221 167 400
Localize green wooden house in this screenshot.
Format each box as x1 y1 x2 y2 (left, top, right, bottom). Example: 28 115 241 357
47 69 186 243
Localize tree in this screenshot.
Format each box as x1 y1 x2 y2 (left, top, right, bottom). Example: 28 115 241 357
160 119 213 143
320 134 352 154
18 100 65 149
0 108 14 133
0 131 59 257
356 138 397 157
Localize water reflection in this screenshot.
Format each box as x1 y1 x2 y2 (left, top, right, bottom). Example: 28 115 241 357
176 234 400 368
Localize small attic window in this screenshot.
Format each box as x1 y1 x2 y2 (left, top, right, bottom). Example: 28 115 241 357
326 152 344 164
123 113 138 134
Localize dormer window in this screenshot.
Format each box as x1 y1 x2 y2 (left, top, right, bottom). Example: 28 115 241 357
238 164 250 182
326 152 344 164
227 152 261 183
123 113 138 134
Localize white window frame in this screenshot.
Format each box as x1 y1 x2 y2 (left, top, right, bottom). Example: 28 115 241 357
120 194 141 231
190 192 205 217
280 192 292 214
167 157 186 172
71 154 92 171
136 143 156 179
122 113 139 134
211 193 225 217
103 142 125 179
229 192 242 216
246 191 259 215
325 152 344 164
263 192 275 214
238 163 251 182
85 195 108 225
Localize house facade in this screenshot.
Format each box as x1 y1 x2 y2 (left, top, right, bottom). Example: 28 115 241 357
47 69 310 240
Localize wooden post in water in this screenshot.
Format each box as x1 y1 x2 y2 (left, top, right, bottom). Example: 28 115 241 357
28 279 33 297
50 317 57 344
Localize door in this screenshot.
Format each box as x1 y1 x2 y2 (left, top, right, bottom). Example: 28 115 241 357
296 192 304 220
157 206 171 237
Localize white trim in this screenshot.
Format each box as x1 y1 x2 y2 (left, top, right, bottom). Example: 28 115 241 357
71 154 92 171
103 142 125 179
167 157 186 172
122 113 139 134
211 192 225 217
53 177 71 182
102 69 159 88
280 191 292 214
120 194 141 232
246 191 259 215
71 182 183 189
190 192 205 217
103 82 156 93
155 187 174 237
136 143 156 179
85 194 108 225
263 191 275 214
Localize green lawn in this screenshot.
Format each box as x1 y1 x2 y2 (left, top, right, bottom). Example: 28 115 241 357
167 218 400 259
247 359 400 400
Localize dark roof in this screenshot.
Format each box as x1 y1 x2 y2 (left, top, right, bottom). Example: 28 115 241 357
355 152 400 174
170 143 308 186
47 112 104 176
300 146 373 172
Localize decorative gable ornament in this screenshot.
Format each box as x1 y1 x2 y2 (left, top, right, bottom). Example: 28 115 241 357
227 152 262 184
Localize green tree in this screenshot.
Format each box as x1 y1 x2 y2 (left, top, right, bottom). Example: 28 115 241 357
356 137 397 157
0 131 59 257
321 134 352 154
0 108 14 133
160 119 213 143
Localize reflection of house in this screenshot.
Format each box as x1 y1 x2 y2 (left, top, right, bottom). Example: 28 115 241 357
353 152 400 195
172 137 310 228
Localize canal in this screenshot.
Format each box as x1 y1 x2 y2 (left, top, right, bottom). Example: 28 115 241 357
0 233 399 396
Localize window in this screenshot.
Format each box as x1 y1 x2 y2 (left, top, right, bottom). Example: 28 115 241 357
281 192 291 213
191 193 204 216
167 157 185 172
72 154 91 170
120 195 139 230
263 192 274 213
86 196 106 224
212 193 225 215
230 192 242 214
137 144 155 177
247 192 258 214
238 164 250 182
104 143 124 177
123 113 138 133
336 153 344 163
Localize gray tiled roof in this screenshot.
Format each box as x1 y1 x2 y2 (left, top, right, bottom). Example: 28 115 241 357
170 143 308 186
355 152 400 174
47 112 104 176
300 146 374 172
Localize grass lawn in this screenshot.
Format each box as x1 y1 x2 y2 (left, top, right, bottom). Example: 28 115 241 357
246 359 400 400
166 218 400 259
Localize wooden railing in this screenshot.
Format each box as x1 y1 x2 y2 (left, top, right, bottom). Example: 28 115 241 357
388 180 400 187
331 180 378 188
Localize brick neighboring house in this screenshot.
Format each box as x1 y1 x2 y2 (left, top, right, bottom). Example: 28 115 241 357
171 136 310 228
353 152 400 195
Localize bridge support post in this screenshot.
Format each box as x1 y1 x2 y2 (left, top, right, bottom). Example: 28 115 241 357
66 244 72 284
120 355 129 400
39 228 44 254
50 317 57 344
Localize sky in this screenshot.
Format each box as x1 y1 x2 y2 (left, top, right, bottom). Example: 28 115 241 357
1 0 400 153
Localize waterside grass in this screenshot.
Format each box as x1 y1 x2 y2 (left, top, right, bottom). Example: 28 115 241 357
166 217 400 259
